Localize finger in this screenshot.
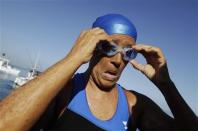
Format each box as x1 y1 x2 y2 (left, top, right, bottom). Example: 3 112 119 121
130 59 145 73
133 44 164 58
132 44 155 52
93 34 110 45
91 28 107 35
97 33 112 42
79 29 89 37
92 27 101 31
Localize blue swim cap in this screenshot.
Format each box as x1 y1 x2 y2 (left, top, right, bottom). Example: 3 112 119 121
92 14 137 41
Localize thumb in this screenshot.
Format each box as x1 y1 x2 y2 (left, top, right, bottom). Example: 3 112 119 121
130 60 145 73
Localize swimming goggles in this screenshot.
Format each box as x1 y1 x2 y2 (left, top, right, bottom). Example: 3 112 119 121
96 41 137 61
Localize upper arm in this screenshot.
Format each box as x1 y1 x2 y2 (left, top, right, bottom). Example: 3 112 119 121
127 91 179 131
30 79 74 131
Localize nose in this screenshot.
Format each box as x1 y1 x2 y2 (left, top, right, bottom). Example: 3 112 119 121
110 52 122 68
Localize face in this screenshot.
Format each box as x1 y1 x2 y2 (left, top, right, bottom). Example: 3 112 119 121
89 34 136 89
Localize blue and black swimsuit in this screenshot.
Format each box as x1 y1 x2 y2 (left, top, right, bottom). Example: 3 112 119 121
52 73 131 131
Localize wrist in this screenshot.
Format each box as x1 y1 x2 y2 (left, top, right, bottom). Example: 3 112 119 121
65 52 84 65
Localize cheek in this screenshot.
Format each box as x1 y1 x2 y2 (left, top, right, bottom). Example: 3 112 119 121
118 64 127 76
93 57 108 73
95 57 109 69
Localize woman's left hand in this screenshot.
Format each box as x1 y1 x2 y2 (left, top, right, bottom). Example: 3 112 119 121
130 44 171 87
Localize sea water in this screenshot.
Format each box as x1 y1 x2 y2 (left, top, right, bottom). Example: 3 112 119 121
0 66 29 100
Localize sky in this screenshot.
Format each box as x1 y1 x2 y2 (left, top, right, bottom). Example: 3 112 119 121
0 0 197 115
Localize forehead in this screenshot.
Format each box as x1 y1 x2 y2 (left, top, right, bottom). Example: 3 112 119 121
110 34 136 47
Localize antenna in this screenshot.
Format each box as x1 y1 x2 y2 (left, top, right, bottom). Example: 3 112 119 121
33 51 40 71
0 41 2 54
25 45 41 77
26 47 34 69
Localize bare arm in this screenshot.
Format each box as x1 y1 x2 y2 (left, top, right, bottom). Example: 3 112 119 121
29 80 74 131
0 28 109 131
0 55 81 131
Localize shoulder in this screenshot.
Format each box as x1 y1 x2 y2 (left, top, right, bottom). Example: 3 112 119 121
122 87 163 116
122 88 151 130
123 88 151 112
122 88 175 130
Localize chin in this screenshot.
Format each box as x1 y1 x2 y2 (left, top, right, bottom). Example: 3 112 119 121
98 76 118 90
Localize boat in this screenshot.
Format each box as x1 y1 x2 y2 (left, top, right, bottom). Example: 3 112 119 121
13 52 41 88
0 53 20 76
14 68 40 87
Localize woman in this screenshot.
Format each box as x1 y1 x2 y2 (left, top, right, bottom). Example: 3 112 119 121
0 14 197 131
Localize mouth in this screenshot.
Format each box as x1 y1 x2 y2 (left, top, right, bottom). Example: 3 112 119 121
102 70 119 81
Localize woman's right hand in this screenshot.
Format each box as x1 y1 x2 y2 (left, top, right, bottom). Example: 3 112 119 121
68 28 110 64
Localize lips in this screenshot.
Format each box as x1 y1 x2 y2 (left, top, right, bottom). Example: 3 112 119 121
102 70 118 81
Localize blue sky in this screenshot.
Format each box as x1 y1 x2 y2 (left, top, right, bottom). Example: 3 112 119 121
0 0 197 115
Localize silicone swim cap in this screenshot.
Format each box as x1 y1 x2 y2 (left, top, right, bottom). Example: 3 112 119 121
92 14 137 41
